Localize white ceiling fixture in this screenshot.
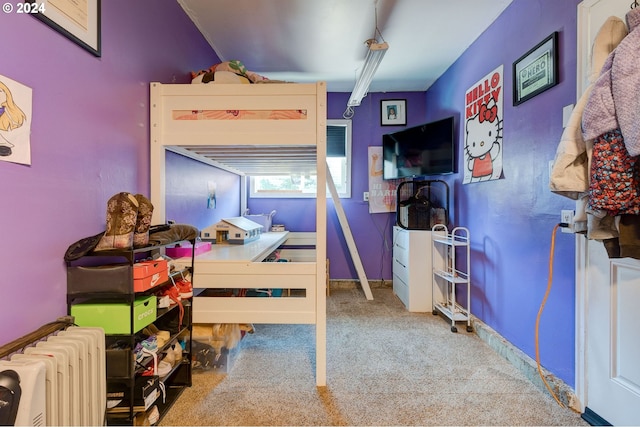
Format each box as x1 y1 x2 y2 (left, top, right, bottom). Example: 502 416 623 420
178 0 513 93
343 4 389 119
348 39 389 108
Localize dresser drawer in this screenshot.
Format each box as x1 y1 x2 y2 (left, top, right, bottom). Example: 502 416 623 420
393 256 409 284
393 228 409 250
393 273 409 307
393 244 409 268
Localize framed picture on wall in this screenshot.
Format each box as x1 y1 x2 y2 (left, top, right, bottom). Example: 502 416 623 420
380 99 407 126
513 32 558 105
26 0 102 57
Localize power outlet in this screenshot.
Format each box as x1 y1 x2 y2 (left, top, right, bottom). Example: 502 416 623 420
363 192 369 202
561 209 574 233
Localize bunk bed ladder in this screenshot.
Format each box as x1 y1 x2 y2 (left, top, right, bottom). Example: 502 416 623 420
326 163 373 300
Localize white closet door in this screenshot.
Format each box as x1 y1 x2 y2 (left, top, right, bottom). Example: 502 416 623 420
580 239 640 425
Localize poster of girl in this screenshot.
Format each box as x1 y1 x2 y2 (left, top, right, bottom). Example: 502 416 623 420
0 75 31 165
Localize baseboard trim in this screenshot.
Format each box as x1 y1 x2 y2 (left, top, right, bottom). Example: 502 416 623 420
329 279 391 290
472 318 582 413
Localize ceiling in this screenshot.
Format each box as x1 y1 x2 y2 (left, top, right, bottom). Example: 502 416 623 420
177 0 513 94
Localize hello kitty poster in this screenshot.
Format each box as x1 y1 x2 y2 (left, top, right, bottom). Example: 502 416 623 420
463 65 503 184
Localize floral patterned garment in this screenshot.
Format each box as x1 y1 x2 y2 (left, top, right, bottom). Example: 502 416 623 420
589 129 640 215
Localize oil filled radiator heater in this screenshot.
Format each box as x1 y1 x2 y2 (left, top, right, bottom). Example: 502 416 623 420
0 318 106 426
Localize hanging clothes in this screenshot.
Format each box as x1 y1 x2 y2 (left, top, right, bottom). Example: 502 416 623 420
581 8 640 258
582 8 640 155
619 214 640 258
550 15 627 241
588 129 640 215
550 16 627 199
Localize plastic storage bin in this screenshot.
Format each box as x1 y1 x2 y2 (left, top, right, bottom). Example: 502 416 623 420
243 210 276 232
165 241 211 258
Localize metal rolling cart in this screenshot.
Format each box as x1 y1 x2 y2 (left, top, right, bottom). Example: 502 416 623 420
431 224 472 333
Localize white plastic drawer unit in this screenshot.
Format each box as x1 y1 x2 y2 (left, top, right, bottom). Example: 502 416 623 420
392 226 434 312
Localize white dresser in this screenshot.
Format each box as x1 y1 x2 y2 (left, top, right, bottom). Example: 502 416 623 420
392 226 436 312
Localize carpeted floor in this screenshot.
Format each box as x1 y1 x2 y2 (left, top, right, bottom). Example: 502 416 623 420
159 287 589 426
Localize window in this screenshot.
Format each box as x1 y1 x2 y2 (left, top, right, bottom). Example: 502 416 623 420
249 119 352 198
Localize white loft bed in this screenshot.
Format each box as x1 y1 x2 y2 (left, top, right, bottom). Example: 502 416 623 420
149 81 327 386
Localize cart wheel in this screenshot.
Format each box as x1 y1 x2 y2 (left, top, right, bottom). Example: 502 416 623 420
451 326 458 333
432 310 438 316
466 325 474 333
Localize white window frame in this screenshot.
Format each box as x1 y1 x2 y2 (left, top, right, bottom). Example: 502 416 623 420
249 119 352 198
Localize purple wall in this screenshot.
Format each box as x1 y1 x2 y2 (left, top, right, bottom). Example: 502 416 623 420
425 0 580 385
0 1 217 345
165 151 240 229
0 0 580 389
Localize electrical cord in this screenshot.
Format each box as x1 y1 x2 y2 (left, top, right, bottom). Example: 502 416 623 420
380 214 391 283
371 211 392 283
535 223 579 412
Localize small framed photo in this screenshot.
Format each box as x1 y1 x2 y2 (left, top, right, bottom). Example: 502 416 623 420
380 99 406 126
27 0 102 57
513 32 558 106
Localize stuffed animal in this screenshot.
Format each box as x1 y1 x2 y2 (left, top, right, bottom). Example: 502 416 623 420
190 60 270 84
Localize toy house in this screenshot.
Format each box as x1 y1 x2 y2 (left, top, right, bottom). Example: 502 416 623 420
201 217 263 244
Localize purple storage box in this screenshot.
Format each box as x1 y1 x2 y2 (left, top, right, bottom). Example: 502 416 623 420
165 241 212 258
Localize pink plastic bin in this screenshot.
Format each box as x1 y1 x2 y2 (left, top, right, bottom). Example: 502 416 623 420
165 241 212 258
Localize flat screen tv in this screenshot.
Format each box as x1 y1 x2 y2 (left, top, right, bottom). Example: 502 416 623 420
382 116 455 180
